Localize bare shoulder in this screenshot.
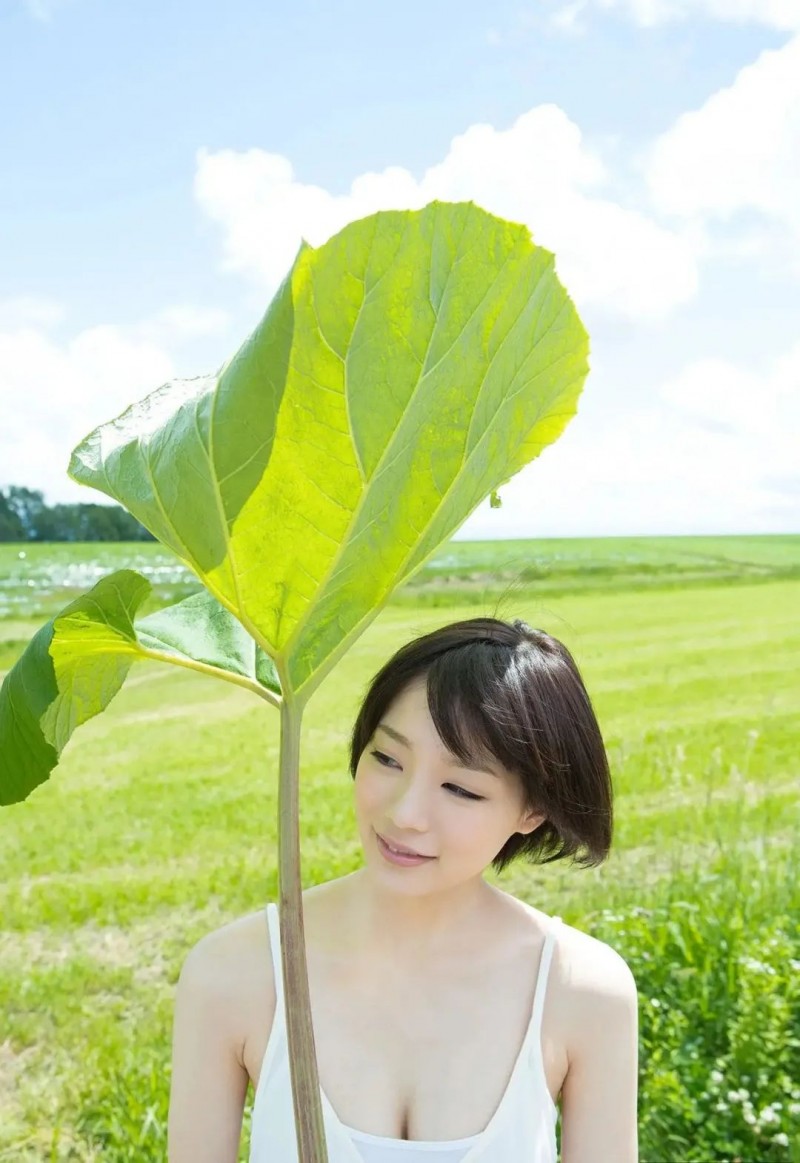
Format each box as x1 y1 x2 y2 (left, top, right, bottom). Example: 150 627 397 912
182 908 271 981
555 918 638 998
553 921 640 1160
555 916 637 1018
509 895 636 998
506 895 637 1053
552 919 639 1073
178 909 276 1056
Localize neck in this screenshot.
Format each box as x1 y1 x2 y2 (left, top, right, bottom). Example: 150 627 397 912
342 868 501 964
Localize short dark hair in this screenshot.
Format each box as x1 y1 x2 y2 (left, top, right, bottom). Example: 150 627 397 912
349 616 613 875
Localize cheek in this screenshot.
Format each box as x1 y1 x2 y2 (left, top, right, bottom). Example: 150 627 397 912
353 762 382 815
353 762 502 843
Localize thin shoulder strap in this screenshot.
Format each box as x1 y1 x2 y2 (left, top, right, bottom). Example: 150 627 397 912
265 902 285 1014
530 914 563 1034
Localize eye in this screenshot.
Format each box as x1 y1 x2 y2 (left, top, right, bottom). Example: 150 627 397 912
446 784 485 802
370 748 400 769
369 749 485 802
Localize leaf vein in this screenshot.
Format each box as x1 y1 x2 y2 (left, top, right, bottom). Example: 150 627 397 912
206 391 245 621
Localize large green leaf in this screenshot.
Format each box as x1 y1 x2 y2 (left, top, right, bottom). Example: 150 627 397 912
69 200 589 699
0 572 280 805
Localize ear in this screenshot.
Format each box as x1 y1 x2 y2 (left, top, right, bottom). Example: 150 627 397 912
518 810 547 836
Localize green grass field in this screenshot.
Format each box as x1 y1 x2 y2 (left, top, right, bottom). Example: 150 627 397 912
1 535 798 1161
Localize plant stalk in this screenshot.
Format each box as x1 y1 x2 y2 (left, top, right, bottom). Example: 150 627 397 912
278 692 330 1162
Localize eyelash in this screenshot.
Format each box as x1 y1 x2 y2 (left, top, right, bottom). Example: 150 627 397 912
369 749 485 802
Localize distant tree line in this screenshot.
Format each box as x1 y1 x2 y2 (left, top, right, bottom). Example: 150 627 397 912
0 486 155 542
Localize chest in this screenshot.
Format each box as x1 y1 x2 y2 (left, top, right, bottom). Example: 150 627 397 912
245 932 568 1141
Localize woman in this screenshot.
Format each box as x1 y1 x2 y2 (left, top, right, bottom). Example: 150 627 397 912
168 617 639 1162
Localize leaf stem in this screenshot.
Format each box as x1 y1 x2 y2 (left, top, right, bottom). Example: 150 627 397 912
136 646 281 707
278 686 330 1161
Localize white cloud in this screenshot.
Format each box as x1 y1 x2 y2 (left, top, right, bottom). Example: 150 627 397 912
641 36 800 268
0 303 229 505
460 341 799 538
134 305 231 345
0 296 66 330
549 2 592 33
194 105 700 323
552 0 800 32
0 324 174 505
697 347 794 432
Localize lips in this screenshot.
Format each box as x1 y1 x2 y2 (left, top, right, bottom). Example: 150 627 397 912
378 832 432 858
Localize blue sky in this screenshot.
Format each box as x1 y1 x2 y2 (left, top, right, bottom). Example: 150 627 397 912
1 0 798 537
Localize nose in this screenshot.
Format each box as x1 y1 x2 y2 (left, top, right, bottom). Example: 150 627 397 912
385 774 434 834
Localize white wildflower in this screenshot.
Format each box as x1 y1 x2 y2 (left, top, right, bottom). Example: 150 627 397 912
739 956 776 975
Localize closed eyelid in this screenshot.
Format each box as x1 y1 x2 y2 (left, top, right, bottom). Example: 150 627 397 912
369 749 485 801
375 723 497 777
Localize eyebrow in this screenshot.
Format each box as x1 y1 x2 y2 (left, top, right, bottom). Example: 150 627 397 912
376 722 499 777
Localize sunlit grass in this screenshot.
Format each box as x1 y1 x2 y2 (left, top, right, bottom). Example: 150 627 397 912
0 540 798 1161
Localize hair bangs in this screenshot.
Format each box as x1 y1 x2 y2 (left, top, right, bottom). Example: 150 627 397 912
425 643 512 776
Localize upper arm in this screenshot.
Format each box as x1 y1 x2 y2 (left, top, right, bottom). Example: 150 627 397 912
168 931 251 1163
559 947 640 1163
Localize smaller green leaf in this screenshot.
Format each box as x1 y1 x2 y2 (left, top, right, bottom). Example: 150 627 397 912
39 571 152 752
135 589 280 697
0 572 280 806
0 621 59 806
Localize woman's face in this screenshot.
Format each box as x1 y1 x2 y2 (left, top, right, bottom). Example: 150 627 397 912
353 676 545 883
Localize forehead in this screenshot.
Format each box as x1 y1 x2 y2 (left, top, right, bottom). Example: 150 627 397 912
383 675 437 723
379 678 508 779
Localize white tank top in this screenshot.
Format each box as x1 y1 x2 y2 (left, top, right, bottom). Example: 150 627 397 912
249 901 562 1163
